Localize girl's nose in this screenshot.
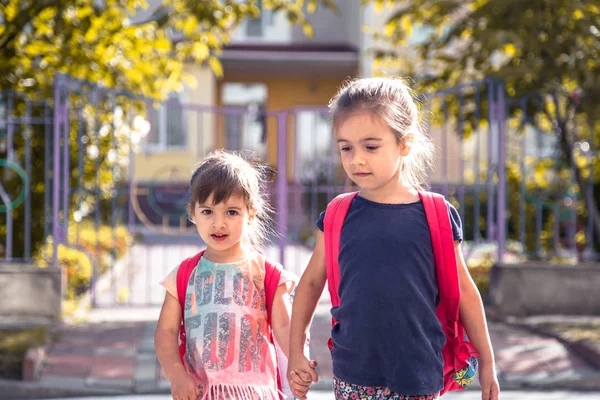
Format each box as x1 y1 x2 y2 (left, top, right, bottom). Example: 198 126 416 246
351 154 366 166
212 218 226 229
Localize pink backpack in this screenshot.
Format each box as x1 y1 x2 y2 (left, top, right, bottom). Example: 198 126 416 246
175 250 284 399
323 191 478 395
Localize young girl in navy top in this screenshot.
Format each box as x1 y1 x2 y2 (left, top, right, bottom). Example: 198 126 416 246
287 77 500 400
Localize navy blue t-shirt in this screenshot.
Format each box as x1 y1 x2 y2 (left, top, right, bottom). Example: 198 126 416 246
316 195 463 395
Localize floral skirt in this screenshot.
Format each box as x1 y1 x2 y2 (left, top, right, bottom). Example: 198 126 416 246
333 375 439 400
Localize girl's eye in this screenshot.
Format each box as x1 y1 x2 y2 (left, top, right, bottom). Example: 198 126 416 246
340 146 351 152
201 209 212 215
366 146 379 151
227 210 238 216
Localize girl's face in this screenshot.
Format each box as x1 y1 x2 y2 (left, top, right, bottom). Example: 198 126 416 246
336 113 410 196
191 193 254 259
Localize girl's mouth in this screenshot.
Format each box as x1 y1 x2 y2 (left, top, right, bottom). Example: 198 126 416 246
211 234 228 242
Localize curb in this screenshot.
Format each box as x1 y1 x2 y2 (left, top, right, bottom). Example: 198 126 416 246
491 315 600 371
22 347 46 382
0 378 129 400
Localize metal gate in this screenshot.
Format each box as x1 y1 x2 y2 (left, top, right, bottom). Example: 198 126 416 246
1 74 596 308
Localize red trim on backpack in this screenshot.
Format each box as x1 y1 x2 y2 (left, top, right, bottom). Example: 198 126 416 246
323 191 478 395
263 259 284 399
175 251 284 399
176 250 205 364
323 192 357 351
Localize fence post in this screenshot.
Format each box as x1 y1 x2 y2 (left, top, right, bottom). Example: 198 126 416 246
276 112 288 264
52 75 64 269
486 82 496 242
496 82 507 263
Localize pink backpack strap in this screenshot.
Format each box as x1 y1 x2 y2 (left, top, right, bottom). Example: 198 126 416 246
323 192 358 351
263 259 284 399
264 259 283 325
176 250 204 363
324 192 358 308
418 191 460 339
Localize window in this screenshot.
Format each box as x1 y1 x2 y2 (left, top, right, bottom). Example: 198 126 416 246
246 0 263 37
221 83 268 157
231 0 287 42
246 0 274 37
146 91 187 151
295 111 333 182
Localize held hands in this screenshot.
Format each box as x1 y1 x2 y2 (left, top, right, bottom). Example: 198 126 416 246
171 370 201 400
478 362 500 400
287 354 319 399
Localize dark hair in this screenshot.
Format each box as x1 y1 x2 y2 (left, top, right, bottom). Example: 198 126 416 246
188 149 274 249
329 77 434 190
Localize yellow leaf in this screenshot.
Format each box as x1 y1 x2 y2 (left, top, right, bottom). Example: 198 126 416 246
39 7 57 21
208 57 223 77
182 72 198 89
4 2 18 21
76 6 93 20
573 9 584 20
575 231 586 245
503 43 517 57
307 0 316 13
461 28 472 40
587 59 596 70
192 42 209 61
155 38 172 52
384 20 397 38
401 15 412 37
183 16 197 35
302 23 313 37
471 0 489 11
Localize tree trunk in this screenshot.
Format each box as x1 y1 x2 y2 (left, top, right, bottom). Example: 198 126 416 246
556 119 600 252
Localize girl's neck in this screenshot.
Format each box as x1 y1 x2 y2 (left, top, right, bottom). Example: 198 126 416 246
203 242 254 264
360 177 419 204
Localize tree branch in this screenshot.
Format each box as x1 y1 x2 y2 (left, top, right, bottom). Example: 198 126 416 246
0 0 58 52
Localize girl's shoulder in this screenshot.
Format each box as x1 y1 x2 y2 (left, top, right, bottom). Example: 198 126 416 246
256 253 299 295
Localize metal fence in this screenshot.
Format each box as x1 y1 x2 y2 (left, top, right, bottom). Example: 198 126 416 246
1 74 597 307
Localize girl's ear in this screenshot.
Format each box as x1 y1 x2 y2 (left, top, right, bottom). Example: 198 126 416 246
248 208 257 224
400 134 414 156
188 204 196 225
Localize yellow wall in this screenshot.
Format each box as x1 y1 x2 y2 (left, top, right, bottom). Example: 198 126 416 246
132 65 216 182
132 151 198 182
217 76 348 180
133 69 351 182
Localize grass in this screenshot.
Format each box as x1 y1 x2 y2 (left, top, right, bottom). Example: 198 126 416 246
0 327 49 380
541 323 600 347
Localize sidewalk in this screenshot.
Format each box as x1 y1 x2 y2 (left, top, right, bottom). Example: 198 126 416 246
2 307 600 399
0 304 600 399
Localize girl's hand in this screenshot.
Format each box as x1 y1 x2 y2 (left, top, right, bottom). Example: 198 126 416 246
478 362 500 400
287 354 318 399
171 370 201 400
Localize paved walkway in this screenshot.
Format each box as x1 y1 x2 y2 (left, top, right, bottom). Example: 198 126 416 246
2 242 599 397
3 306 594 398
24 391 600 400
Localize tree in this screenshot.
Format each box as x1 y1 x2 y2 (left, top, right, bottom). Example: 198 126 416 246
0 0 337 259
0 0 337 97
369 0 600 255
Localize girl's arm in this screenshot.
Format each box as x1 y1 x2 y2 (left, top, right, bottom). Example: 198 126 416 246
271 284 292 358
456 242 500 400
287 230 327 399
289 230 327 362
155 292 201 399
